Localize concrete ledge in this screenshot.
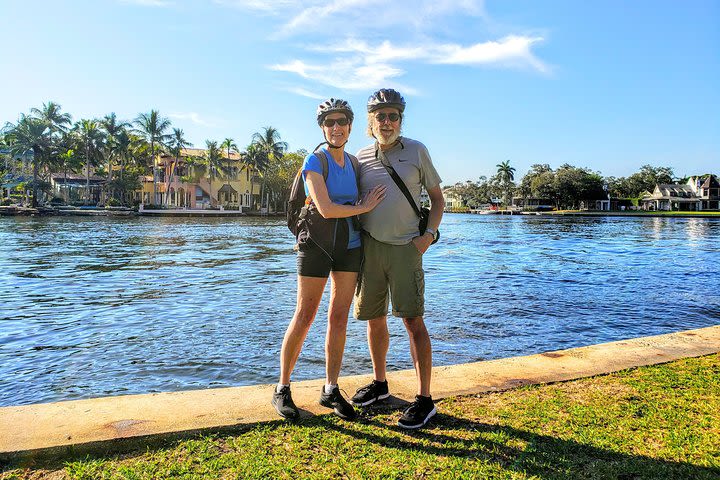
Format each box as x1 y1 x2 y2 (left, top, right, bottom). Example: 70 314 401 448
1 325 718 464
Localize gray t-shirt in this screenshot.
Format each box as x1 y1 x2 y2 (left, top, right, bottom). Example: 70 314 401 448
356 137 442 245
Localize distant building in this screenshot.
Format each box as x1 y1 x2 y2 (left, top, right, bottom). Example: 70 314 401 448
442 188 464 210
687 175 720 210
140 148 260 210
512 197 555 211
641 183 701 211
50 173 105 204
641 175 719 211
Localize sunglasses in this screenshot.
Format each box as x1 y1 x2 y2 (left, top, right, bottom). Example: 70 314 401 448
375 112 401 123
323 117 350 127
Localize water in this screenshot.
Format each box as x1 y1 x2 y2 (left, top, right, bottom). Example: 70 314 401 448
1 214 718 407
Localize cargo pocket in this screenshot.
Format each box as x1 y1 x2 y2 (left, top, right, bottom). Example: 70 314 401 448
414 269 425 310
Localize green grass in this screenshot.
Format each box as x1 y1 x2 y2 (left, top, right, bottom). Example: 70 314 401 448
3 354 719 479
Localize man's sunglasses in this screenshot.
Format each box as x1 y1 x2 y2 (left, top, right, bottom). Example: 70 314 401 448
375 112 401 123
323 117 350 127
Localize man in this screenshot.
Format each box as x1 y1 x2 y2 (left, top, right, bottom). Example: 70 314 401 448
352 88 443 429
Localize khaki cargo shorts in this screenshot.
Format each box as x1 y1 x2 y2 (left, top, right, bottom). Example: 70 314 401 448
354 233 425 320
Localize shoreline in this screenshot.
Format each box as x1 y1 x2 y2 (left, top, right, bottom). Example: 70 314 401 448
3 205 720 218
2 325 718 463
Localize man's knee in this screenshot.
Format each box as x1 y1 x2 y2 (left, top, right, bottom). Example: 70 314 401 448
403 316 427 335
367 316 388 333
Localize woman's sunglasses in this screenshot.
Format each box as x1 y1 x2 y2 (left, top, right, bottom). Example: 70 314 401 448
323 117 350 127
375 112 401 123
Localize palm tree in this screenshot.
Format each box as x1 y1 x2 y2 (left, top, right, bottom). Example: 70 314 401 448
74 119 103 204
496 160 516 206
242 143 266 209
5 115 51 207
204 140 227 206
134 110 171 205
165 129 192 206
251 126 287 210
100 113 131 202
220 137 238 177
31 101 72 135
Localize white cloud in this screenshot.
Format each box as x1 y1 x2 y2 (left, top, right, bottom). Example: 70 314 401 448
280 0 383 36
212 0 303 13
284 87 326 99
168 112 215 127
435 35 549 72
214 0 547 93
119 0 172 6
271 59 407 91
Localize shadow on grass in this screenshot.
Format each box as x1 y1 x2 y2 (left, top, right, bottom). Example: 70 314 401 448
324 404 720 480
2 403 718 479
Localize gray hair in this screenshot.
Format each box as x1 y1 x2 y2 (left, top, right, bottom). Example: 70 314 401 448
366 111 403 138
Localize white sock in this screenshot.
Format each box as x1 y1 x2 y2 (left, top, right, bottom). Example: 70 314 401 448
324 383 338 394
276 383 290 393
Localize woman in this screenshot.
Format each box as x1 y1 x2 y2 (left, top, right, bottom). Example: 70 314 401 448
272 98 386 420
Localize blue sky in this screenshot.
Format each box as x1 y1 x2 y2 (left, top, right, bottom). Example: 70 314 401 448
1 0 718 184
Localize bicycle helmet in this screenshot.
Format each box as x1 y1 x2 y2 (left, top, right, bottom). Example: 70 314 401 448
367 88 406 112
316 98 354 126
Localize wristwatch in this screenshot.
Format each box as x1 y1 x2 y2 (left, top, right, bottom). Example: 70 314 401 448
425 227 437 240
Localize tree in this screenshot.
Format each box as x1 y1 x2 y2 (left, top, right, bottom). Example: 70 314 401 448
517 164 552 199
5 115 51 207
204 140 227 205
495 160 516 206
251 126 287 210
242 143 267 209
31 101 72 135
74 119 104 204
165 129 192 206
220 137 238 177
100 113 130 201
263 149 305 211
134 110 171 205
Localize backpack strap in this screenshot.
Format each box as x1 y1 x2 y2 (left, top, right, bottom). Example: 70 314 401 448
312 149 330 181
312 149 361 199
347 153 361 193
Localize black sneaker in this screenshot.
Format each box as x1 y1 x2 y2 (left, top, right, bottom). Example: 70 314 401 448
319 386 357 420
272 386 299 420
351 380 390 406
398 395 436 429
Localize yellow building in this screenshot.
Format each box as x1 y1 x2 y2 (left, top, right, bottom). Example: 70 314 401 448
140 148 261 210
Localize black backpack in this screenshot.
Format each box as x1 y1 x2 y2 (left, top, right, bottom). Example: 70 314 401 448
287 149 360 237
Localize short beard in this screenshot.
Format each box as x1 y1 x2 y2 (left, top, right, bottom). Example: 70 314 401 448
375 130 400 146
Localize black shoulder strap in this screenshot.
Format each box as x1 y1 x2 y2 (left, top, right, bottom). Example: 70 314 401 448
376 146 422 218
313 149 330 181
347 153 361 193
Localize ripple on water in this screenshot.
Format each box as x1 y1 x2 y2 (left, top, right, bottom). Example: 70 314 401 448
1 215 719 406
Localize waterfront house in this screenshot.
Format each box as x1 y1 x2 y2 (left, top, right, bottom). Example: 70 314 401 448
512 197 555 211
443 188 464 209
50 173 105 204
641 175 719 211
140 148 260 210
687 174 720 210
641 184 701 211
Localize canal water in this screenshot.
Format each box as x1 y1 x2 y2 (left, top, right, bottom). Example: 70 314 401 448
1 214 718 406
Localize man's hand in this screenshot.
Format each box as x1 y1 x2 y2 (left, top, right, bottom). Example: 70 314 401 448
412 233 434 254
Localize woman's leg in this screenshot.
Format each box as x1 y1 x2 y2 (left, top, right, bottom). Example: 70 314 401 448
279 275 327 385
325 271 358 385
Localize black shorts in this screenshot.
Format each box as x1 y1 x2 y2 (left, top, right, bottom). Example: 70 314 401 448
297 240 362 278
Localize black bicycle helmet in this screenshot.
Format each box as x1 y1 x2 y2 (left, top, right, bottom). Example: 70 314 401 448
367 88 406 112
316 98 354 125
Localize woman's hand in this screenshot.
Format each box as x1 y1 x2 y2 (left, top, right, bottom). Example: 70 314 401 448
358 185 387 213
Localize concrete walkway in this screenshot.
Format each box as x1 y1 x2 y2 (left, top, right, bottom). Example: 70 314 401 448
1 325 718 463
